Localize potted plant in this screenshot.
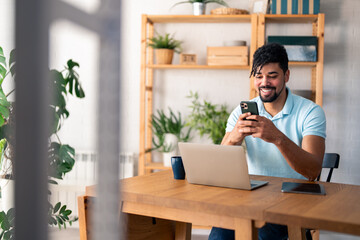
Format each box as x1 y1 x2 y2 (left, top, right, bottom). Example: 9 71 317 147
0 46 85 237
148 108 192 167
148 33 182 65
186 91 229 144
172 0 229 15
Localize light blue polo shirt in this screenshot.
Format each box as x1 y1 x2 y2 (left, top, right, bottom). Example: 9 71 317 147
226 88 326 179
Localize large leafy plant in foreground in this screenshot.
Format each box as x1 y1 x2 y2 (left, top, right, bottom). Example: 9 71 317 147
0 47 85 238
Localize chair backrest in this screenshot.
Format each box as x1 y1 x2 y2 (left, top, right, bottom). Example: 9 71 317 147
316 153 340 182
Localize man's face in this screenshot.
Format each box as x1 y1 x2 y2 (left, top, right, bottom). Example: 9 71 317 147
254 63 289 103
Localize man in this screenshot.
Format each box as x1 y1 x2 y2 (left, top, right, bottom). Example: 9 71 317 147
209 43 326 240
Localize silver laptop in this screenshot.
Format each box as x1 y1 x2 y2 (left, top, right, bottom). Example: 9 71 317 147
178 142 268 190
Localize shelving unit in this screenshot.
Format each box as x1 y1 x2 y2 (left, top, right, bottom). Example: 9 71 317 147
255 14 325 105
139 14 325 176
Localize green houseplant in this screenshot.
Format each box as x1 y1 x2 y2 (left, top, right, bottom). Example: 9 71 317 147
172 0 229 15
148 108 192 167
148 33 182 64
0 46 85 238
186 91 229 144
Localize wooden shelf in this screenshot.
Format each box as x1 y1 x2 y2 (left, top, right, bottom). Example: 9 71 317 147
147 64 250 70
148 62 315 69
147 15 252 23
289 61 317 66
264 14 319 23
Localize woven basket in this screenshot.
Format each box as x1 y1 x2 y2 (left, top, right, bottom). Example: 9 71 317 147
155 49 174 64
210 8 249 15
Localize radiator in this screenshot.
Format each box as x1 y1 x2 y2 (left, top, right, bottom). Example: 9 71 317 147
49 151 138 227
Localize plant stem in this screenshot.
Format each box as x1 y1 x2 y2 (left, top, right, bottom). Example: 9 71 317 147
55 133 62 144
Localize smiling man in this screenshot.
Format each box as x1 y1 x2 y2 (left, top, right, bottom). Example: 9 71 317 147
209 43 326 240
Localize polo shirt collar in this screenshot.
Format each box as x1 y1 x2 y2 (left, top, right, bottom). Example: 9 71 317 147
257 87 294 120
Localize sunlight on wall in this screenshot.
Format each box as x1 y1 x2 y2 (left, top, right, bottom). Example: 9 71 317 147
60 0 100 14
50 19 100 151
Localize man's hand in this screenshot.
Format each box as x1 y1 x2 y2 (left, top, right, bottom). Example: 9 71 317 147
221 112 253 145
241 114 283 144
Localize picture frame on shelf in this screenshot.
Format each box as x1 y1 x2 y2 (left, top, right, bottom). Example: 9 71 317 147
180 53 197 65
249 0 269 14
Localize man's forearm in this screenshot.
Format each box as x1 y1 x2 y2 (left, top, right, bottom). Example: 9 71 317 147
274 134 325 181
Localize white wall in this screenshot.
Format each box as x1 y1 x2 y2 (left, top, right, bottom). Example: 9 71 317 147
320 0 360 185
1 0 360 186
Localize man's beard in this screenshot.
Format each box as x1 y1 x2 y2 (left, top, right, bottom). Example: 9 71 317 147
259 83 285 103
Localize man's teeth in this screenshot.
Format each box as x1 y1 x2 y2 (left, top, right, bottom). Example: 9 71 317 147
262 89 272 93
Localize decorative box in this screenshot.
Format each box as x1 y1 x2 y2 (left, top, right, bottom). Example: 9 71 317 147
271 0 320 14
207 46 248 66
267 36 318 62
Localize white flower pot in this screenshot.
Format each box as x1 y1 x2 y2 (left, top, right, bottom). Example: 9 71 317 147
193 2 206 15
162 152 173 167
164 133 178 153
163 134 179 167
0 178 14 212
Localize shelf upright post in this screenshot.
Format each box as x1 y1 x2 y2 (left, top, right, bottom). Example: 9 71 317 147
314 13 325 106
257 14 266 48
139 14 148 175
145 20 155 174
250 13 262 99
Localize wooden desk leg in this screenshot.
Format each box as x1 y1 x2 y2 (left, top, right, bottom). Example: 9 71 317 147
287 225 306 240
175 222 192 240
78 196 88 240
234 219 258 240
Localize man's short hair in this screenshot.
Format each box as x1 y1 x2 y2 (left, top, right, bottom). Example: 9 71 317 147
250 43 289 77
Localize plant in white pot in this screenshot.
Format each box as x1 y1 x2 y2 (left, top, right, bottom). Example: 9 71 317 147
0 47 85 238
148 33 182 65
172 0 229 15
147 109 192 167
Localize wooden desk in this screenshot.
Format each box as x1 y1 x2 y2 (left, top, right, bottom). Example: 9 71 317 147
265 183 360 238
80 170 360 240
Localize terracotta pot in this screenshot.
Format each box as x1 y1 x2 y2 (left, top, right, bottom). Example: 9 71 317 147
155 49 174 64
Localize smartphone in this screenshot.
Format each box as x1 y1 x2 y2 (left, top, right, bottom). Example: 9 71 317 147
240 101 259 121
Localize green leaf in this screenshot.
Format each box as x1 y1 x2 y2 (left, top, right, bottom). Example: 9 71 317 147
53 202 61 213
3 231 10 240
1 217 10 231
60 205 67 214
0 211 6 223
0 47 6 81
67 59 79 69
148 32 182 53
56 215 63 226
64 59 84 98
8 49 15 78
63 210 72 216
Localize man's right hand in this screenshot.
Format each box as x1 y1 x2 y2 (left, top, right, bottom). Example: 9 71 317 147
221 112 253 145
